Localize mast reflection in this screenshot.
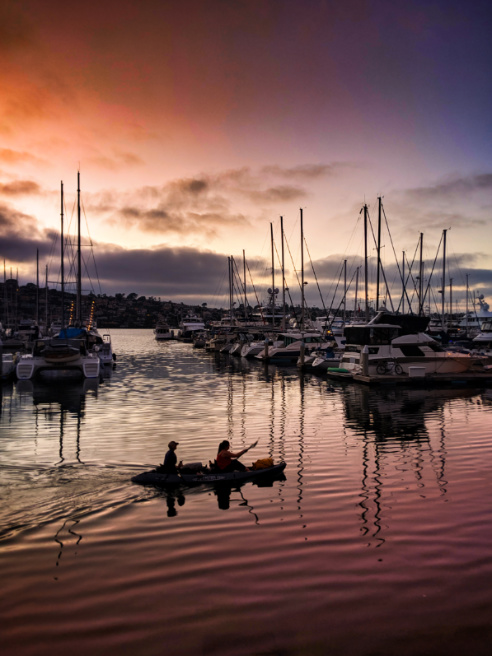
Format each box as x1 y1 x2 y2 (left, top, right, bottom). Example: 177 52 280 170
342 384 477 545
54 518 82 577
16 378 99 463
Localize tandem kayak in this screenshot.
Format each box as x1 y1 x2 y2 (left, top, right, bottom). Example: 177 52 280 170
131 461 287 486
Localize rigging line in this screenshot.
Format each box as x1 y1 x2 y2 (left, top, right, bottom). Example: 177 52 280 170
231 256 249 309
52 191 73 290
396 240 421 313
429 286 441 315
81 199 104 296
230 259 245 312
367 204 395 312
321 213 363 307
304 238 328 316
245 260 264 323
284 233 303 294
420 232 444 314
271 232 301 324
272 236 295 318
327 261 344 317
278 236 304 324
381 203 402 276
328 267 359 324
270 227 298 321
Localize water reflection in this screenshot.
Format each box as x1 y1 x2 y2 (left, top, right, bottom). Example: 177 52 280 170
54 518 82 578
153 470 287 519
339 384 481 547
164 489 186 517
15 379 100 464
341 384 477 441
16 378 99 413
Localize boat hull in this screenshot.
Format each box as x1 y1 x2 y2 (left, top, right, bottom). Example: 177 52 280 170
131 462 286 486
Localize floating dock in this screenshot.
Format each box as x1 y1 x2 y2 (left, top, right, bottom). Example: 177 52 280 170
325 370 492 386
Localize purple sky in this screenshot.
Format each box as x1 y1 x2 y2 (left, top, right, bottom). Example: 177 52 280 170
1 0 492 312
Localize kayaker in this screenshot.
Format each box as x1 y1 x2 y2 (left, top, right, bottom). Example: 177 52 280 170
216 440 258 473
161 440 183 474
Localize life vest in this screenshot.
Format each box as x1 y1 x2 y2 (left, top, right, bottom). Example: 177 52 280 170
216 451 232 470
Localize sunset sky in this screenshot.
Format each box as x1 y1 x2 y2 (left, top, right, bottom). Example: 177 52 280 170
1 0 492 312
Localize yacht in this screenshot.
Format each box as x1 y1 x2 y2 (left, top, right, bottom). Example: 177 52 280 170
471 319 492 358
154 322 173 340
339 312 489 377
177 316 206 342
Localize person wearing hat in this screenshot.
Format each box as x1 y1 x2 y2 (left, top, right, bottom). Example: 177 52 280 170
161 440 183 475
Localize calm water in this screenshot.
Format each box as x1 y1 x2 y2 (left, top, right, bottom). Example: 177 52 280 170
2 329 492 656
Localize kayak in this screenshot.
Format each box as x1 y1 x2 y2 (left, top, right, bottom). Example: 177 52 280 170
131 461 287 486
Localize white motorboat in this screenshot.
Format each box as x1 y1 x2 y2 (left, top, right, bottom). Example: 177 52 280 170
471 319 492 358
96 333 115 365
154 322 173 340
339 311 489 377
256 331 327 364
310 347 343 371
177 316 206 342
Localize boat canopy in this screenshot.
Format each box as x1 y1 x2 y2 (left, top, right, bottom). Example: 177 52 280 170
58 327 87 339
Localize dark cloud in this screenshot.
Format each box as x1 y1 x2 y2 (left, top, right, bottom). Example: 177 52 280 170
242 185 307 203
0 148 46 166
187 179 208 194
261 163 351 180
406 173 492 202
0 180 41 196
3 213 491 307
89 163 338 237
0 202 50 261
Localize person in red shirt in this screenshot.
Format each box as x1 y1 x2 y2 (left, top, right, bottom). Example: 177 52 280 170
216 440 258 473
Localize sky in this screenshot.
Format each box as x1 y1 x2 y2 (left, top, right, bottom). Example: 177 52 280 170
1 0 492 314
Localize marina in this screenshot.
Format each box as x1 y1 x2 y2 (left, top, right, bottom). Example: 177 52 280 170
2 329 492 656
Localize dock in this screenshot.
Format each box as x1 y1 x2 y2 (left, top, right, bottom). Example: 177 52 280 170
325 370 492 387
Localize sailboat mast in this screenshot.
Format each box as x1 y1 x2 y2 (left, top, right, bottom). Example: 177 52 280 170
300 208 305 330
441 228 447 329
243 250 247 321
36 248 39 325
418 233 424 316
281 216 286 330
364 204 369 322
228 256 234 324
449 277 453 319
270 223 275 326
45 265 48 329
343 259 347 323
76 171 82 325
354 266 359 319
61 181 65 330
376 196 382 311
402 251 405 314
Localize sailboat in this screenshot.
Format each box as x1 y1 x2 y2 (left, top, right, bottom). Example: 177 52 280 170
16 180 101 382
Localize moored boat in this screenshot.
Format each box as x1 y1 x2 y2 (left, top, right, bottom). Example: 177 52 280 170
154 321 173 340
340 311 489 377
16 336 100 381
